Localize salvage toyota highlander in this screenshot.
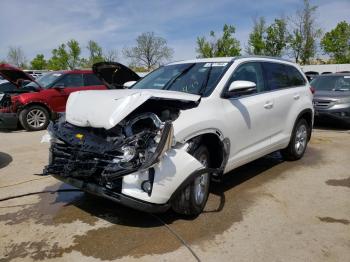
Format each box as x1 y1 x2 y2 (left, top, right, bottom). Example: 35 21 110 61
44 57 314 216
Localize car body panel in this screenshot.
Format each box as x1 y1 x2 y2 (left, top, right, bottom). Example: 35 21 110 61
65 89 200 129
45 56 314 210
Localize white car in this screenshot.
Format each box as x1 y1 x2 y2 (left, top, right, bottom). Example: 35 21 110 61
44 57 314 216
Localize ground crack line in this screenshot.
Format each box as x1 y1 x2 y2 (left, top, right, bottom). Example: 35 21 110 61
150 214 201 262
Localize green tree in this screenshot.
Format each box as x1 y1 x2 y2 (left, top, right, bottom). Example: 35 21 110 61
196 24 241 58
123 32 173 70
265 18 288 56
30 54 47 70
67 39 81 69
86 40 104 67
321 21 350 64
288 0 322 64
104 49 119 62
247 17 266 55
47 44 69 70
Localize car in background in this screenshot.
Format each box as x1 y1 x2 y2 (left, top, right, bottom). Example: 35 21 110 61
304 71 319 81
0 75 8 84
0 62 140 131
24 70 49 79
311 73 350 126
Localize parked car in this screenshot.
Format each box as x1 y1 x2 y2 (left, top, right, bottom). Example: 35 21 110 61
311 73 350 126
0 62 140 131
44 56 314 216
0 75 7 84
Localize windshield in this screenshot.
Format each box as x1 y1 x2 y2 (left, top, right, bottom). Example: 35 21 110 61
311 75 350 91
24 72 63 89
131 62 229 96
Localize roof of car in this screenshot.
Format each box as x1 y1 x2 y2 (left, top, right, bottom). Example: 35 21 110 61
168 56 294 65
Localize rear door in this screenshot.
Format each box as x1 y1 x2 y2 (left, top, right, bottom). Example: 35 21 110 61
48 73 84 112
262 62 307 147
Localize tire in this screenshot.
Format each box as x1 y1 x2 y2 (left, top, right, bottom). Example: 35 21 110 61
171 145 211 216
19 105 50 131
281 118 309 161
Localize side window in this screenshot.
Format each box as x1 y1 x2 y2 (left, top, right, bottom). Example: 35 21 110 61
262 62 289 90
228 62 265 93
84 74 103 86
286 66 306 86
55 74 83 87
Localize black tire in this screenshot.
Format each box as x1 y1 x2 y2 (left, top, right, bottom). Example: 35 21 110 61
19 105 50 131
281 118 310 161
171 145 210 216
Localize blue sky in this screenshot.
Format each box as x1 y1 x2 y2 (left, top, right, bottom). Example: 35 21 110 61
0 0 349 64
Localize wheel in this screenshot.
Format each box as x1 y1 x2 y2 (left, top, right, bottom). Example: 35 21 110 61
19 105 50 131
171 145 210 216
281 118 309 161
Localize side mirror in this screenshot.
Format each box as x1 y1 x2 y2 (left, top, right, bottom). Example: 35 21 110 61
225 80 257 97
53 83 65 89
123 81 137 88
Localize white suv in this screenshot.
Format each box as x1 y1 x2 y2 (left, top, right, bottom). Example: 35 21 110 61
44 57 314 216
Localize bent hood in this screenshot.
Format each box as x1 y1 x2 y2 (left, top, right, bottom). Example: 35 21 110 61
66 89 200 129
0 64 35 88
92 62 140 89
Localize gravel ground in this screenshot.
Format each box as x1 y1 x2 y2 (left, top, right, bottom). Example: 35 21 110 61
0 126 349 262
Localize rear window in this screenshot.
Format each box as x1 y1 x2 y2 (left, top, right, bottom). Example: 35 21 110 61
286 66 306 86
84 73 103 86
263 62 306 90
263 62 289 90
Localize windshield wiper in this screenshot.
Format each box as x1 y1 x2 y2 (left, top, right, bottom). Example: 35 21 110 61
162 63 196 90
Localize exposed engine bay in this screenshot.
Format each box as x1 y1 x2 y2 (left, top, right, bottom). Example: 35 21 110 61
44 109 176 183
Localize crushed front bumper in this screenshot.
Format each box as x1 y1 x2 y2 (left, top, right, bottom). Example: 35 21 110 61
0 112 18 129
52 174 170 213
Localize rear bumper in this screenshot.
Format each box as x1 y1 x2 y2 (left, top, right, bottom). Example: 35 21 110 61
0 113 18 129
51 174 170 213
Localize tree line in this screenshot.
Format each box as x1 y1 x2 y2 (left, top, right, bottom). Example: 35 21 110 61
196 0 350 65
1 0 349 71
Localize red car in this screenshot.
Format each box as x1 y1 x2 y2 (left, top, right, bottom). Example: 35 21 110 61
0 62 140 131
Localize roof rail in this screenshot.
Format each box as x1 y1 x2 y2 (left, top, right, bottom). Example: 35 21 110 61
234 55 293 63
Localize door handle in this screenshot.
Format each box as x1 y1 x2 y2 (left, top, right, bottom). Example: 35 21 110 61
264 101 273 109
294 94 300 100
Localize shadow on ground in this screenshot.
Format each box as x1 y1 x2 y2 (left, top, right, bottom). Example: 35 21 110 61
0 152 12 169
314 119 350 131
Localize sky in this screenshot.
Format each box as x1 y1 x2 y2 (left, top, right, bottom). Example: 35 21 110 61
0 0 349 65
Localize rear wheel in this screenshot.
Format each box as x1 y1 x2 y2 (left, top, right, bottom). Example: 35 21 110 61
281 118 309 161
171 145 210 216
19 105 50 131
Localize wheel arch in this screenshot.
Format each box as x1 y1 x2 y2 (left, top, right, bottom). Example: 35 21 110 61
19 102 54 119
185 131 230 173
294 108 313 140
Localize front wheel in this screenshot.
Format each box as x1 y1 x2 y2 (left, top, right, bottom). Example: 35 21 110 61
281 118 310 161
19 105 50 131
171 145 210 216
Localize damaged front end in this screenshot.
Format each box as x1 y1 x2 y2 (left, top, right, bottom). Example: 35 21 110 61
44 110 205 212
45 112 174 179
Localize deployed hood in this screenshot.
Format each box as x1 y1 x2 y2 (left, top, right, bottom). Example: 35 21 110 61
92 62 140 89
0 64 36 88
66 89 200 129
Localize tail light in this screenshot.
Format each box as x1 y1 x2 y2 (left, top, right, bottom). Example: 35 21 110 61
310 86 315 94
